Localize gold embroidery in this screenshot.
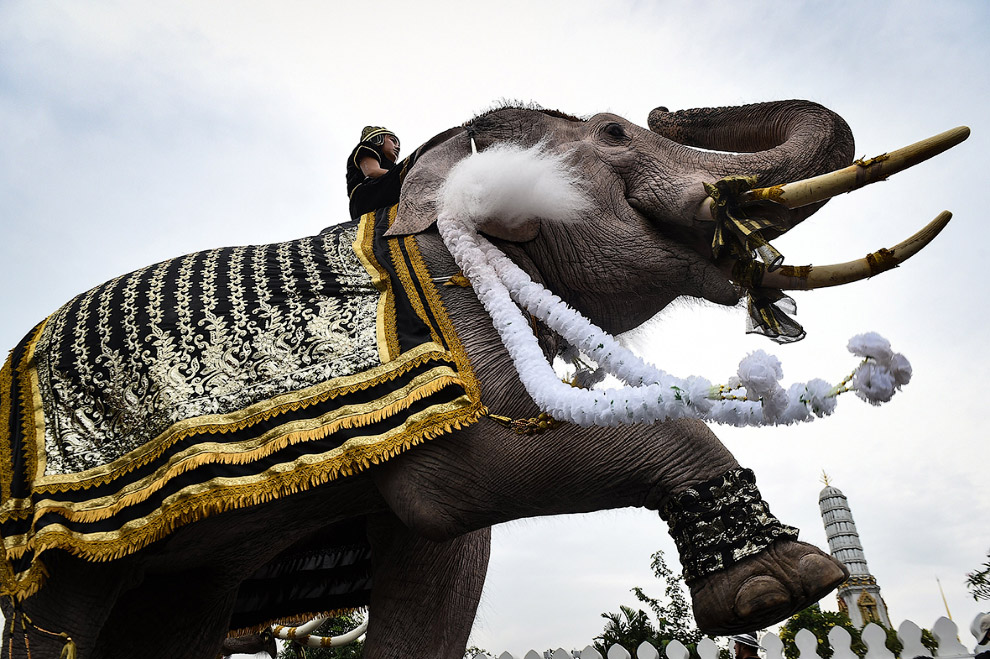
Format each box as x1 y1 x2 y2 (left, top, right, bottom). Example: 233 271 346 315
353 212 399 361
13 321 48 497
26 367 462 524
0 354 13 501
400 229 482 404
25 341 448 495
34 226 384 476
389 234 441 346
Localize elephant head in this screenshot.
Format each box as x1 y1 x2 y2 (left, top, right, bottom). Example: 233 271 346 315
388 101 965 344
388 100 857 334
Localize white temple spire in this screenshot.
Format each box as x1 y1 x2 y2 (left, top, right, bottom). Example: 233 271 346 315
819 479 892 628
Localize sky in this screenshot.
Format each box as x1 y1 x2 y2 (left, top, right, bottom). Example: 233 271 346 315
1 1 989 656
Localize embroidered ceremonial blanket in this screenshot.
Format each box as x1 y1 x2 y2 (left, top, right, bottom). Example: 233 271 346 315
0 206 482 606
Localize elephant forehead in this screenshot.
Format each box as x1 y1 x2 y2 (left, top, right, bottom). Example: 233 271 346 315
469 107 585 144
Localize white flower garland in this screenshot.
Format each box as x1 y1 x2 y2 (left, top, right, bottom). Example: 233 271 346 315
436 213 912 428
434 142 911 428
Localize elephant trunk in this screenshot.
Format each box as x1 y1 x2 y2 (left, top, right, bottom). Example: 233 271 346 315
648 100 856 231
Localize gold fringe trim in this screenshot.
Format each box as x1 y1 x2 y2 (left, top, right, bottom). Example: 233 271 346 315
25 342 452 496
398 229 482 404
17 320 47 494
354 211 400 362
22 372 463 526
1 399 484 601
0 354 14 502
389 234 443 346
0 553 47 602
2 205 487 603
0 320 48 503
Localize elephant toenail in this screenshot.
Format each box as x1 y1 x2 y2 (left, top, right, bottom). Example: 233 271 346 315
798 554 848 596
735 575 791 620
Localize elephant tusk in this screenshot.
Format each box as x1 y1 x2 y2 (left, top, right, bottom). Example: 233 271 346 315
753 210 951 290
299 619 369 648
271 616 368 648
272 616 328 639
694 126 969 220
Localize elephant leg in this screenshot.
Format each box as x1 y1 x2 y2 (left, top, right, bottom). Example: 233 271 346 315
0 550 143 659
373 417 845 634
91 567 239 659
658 466 848 633
363 511 490 659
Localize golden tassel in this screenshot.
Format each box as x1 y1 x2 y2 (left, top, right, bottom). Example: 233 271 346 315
59 634 76 659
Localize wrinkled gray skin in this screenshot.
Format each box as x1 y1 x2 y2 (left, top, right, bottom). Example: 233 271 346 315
3 101 856 659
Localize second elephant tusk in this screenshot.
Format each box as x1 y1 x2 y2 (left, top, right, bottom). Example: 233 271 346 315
272 617 368 648
751 211 951 290
694 126 970 220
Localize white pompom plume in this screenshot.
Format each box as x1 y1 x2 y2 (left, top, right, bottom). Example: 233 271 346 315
438 141 589 228
846 332 912 404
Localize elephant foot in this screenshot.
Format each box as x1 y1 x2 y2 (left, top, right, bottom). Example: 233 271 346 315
688 539 848 635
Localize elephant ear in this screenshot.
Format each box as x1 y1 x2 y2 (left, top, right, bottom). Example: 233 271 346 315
385 131 542 243
386 128 469 237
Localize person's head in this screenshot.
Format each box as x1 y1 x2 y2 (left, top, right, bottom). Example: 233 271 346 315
976 612 990 646
730 633 761 659
360 126 400 163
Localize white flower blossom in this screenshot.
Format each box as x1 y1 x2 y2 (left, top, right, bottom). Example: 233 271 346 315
847 332 893 362
737 350 784 396
888 352 912 386
802 378 839 417
853 361 897 404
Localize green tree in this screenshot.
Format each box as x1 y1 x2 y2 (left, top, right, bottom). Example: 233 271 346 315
966 549 990 601
779 605 866 659
276 611 365 659
596 550 729 659
593 605 660 656
632 549 701 645
778 605 936 659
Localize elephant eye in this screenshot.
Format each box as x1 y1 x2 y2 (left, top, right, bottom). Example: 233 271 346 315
603 122 627 139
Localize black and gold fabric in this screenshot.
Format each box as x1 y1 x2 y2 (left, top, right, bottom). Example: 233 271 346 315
229 517 373 632
0 205 483 606
346 141 393 198
659 467 799 584
705 176 806 343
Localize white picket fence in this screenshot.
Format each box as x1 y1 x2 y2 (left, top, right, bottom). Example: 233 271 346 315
471 616 985 659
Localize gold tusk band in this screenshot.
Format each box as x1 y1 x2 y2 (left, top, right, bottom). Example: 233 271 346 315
757 211 951 290
693 126 970 220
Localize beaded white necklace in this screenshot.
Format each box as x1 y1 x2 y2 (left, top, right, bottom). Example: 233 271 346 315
434 143 911 428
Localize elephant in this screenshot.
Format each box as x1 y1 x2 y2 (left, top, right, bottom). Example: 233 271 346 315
0 99 962 659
